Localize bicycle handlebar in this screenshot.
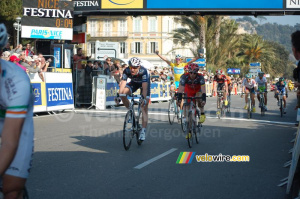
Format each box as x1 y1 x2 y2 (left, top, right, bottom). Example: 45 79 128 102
183 96 203 100
119 94 143 98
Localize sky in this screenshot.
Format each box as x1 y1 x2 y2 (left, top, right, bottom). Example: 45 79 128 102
231 16 300 26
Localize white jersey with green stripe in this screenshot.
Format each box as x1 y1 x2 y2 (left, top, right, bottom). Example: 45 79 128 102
0 59 34 178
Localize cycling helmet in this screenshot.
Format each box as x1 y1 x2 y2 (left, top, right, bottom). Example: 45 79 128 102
128 57 141 68
175 54 182 59
0 23 8 50
279 77 285 82
216 69 223 75
245 74 251 79
258 72 264 77
184 64 189 71
188 63 199 73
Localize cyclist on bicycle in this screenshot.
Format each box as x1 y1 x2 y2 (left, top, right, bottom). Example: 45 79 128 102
225 75 233 96
0 23 34 199
275 77 288 114
119 57 150 141
255 72 268 111
177 63 206 126
242 74 257 112
213 69 228 106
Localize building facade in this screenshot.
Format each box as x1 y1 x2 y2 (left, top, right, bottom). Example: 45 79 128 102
83 16 195 68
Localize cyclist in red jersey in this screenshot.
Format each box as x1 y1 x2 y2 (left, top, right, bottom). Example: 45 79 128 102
177 63 206 124
213 69 228 106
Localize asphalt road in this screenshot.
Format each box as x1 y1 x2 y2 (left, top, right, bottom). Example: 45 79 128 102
27 92 298 199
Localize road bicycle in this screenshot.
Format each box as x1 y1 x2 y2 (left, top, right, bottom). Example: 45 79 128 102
216 90 226 119
182 95 203 148
168 91 180 125
258 90 267 116
121 94 143 151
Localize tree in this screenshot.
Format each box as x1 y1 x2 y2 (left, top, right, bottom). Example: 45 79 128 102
0 0 23 47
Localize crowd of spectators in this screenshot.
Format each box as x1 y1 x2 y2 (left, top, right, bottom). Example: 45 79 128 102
0 42 52 82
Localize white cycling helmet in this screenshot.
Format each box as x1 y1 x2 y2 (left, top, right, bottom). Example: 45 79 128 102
175 54 182 59
128 57 142 68
0 23 8 50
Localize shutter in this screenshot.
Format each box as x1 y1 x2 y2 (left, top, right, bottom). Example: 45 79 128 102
131 42 135 54
155 42 159 52
140 42 143 54
147 42 150 54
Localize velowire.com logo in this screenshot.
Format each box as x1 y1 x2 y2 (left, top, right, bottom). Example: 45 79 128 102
176 152 195 164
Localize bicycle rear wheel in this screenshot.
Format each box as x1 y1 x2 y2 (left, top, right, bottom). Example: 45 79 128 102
123 110 135 150
261 97 265 116
187 111 193 148
168 99 176 125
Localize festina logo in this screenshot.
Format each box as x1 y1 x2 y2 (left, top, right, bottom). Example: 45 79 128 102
74 1 99 7
287 0 300 8
23 8 73 19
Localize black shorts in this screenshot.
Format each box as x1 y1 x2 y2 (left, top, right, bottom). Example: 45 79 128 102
126 81 150 97
217 83 225 91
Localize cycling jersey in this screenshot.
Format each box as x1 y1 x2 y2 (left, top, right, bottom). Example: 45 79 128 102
214 75 227 91
226 76 232 85
180 73 205 97
242 78 256 89
276 81 287 92
255 77 267 87
122 66 150 96
170 62 187 89
0 59 34 178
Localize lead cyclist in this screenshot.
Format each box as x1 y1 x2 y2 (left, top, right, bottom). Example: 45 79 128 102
0 23 34 199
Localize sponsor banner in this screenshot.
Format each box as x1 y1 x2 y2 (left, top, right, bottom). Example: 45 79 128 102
54 47 61 68
32 83 42 106
250 62 261 67
23 8 73 19
46 83 73 107
74 0 100 11
23 0 73 11
21 26 73 40
147 0 282 9
101 0 143 9
287 0 300 8
29 72 47 112
227 68 241 74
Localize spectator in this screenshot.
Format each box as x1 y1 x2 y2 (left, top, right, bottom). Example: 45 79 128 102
33 55 42 69
120 64 127 77
25 43 34 56
12 44 23 54
40 57 51 72
112 60 121 83
73 48 89 69
1 51 10 61
291 31 300 110
9 55 27 72
103 57 113 72
85 60 94 76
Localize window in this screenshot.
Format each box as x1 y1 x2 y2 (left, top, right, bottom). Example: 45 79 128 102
89 20 97 37
119 19 127 36
103 19 112 36
131 42 143 54
147 42 158 54
148 17 157 32
133 17 142 32
120 42 126 54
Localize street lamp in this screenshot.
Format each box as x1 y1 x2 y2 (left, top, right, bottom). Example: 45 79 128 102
13 17 22 46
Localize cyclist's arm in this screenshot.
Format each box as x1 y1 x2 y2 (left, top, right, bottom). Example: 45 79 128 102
213 81 217 93
0 117 25 176
142 82 148 99
224 81 228 93
119 70 128 94
155 51 171 66
201 84 206 103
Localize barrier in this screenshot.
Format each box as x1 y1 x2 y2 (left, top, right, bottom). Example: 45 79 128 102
30 72 74 113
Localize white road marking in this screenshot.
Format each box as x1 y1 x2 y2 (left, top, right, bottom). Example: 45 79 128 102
36 109 295 125
134 148 178 169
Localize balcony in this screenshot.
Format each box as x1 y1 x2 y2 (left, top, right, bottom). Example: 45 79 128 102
89 31 128 37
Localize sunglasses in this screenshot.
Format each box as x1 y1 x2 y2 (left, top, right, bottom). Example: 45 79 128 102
129 66 139 69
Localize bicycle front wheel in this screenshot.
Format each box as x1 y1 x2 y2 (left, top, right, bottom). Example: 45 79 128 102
280 99 283 117
187 111 193 148
168 99 176 125
123 110 135 150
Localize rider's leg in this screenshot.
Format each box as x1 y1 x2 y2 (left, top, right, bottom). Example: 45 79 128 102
283 96 287 108
264 93 268 106
141 100 149 128
120 87 132 109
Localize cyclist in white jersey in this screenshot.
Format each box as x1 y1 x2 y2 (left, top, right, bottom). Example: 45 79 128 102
255 72 268 111
242 74 257 112
0 23 34 199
